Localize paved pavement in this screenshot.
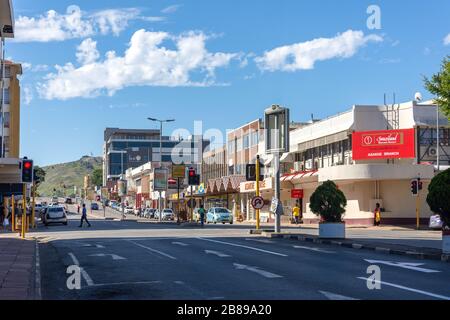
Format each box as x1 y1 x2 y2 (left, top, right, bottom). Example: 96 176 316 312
23 205 450 300
0 236 38 300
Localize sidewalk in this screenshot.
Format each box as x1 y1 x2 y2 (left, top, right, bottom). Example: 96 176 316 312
0 235 39 300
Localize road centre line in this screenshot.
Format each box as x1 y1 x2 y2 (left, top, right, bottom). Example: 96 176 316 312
68 252 94 287
357 277 450 300
127 240 177 260
196 238 288 257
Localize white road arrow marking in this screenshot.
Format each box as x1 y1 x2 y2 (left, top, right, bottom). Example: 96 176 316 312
245 239 274 244
89 254 126 261
233 263 283 279
364 259 441 273
319 291 358 300
172 242 189 247
357 277 450 300
83 244 105 249
294 246 335 254
197 238 288 257
205 250 231 258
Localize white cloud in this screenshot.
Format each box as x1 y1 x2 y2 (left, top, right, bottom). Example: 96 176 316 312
444 34 450 46
14 6 159 42
38 30 238 100
255 30 383 72
161 5 182 14
76 38 100 65
23 87 33 105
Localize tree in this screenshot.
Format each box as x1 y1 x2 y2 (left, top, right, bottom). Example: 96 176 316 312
33 166 46 188
424 55 450 119
427 169 450 229
91 168 103 187
309 180 347 223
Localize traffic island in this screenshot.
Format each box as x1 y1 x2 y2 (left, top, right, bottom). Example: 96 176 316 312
260 231 449 263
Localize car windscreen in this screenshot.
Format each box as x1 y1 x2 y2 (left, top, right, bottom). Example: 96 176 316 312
215 208 230 214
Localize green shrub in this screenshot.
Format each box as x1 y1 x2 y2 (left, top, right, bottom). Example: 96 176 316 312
309 180 347 223
427 169 450 228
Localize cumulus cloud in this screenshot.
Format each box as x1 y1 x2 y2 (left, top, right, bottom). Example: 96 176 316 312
444 34 450 46
38 30 238 100
14 5 158 42
76 38 100 65
23 87 33 105
255 30 383 72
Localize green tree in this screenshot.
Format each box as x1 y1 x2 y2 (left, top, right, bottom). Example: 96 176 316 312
424 55 450 119
33 166 46 188
91 168 103 187
426 169 450 229
309 180 347 223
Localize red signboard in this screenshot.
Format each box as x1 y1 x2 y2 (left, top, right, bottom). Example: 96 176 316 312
352 129 415 160
291 189 304 199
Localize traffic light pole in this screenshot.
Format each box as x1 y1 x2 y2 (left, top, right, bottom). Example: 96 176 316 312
256 155 261 230
32 181 36 229
416 191 421 230
21 183 26 239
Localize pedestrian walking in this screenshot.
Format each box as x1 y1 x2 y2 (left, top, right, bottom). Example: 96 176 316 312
198 205 206 228
79 204 91 228
77 204 80 214
374 203 381 227
292 202 301 225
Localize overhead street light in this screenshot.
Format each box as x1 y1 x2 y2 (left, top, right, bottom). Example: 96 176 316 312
148 117 176 220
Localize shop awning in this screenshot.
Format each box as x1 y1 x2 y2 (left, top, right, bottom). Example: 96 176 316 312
281 170 318 182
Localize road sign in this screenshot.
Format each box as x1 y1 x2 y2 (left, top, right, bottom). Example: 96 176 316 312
251 196 265 210
172 165 186 179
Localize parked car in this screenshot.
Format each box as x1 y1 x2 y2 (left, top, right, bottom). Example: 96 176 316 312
124 206 134 215
144 208 156 219
90 202 99 210
161 209 175 221
429 214 444 230
206 207 233 224
34 203 43 213
51 196 59 204
65 198 73 204
42 206 68 226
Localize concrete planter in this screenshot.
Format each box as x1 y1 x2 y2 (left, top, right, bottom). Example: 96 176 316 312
319 222 346 239
443 230 450 254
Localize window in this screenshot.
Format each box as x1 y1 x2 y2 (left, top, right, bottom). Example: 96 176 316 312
0 89 10 104
236 138 243 152
243 134 250 149
251 130 259 146
228 140 235 154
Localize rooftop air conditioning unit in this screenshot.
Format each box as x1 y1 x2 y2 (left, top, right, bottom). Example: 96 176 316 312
428 147 438 157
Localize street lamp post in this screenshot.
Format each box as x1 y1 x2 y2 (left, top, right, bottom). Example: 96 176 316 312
436 103 440 172
148 117 175 222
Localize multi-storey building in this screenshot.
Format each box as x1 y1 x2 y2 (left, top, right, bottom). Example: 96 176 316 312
239 99 449 226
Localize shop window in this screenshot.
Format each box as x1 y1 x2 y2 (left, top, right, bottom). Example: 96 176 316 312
243 134 250 149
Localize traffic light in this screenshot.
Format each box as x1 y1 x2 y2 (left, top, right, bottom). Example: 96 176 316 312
418 178 423 191
21 158 34 183
188 168 200 186
246 164 264 182
410 179 418 196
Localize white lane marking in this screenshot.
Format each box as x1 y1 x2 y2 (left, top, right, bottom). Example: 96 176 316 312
364 260 441 273
35 241 42 300
294 245 335 254
127 240 177 260
197 238 288 257
245 239 274 244
91 281 162 288
82 244 105 249
319 291 358 300
68 252 94 287
357 277 450 300
233 263 283 279
205 250 231 258
172 242 189 247
89 253 126 260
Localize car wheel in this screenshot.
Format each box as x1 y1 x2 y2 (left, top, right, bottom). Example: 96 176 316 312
222 222 226 225
230 221 233 225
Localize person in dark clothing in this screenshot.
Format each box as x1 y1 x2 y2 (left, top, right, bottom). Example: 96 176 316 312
79 204 91 228
198 205 206 228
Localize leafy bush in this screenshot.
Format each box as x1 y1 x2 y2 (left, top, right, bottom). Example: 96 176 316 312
309 180 347 223
427 169 450 228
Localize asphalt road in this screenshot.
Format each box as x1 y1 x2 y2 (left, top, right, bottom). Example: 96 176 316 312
31 203 450 300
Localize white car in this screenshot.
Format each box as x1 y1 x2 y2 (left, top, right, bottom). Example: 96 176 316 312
124 207 134 215
161 209 175 221
429 215 444 230
42 206 68 226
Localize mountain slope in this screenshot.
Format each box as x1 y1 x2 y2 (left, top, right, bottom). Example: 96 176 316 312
38 156 102 196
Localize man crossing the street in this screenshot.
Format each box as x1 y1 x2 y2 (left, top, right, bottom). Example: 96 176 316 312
79 204 91 228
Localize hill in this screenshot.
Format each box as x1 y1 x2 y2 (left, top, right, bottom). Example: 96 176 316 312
38 156 102 197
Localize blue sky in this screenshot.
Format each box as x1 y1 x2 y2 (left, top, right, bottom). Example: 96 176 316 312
7 0 450 166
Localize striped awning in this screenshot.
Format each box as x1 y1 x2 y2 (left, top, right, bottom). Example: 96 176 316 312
281 170 318 182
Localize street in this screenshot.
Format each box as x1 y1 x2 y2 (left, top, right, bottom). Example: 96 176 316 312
30 204 450 300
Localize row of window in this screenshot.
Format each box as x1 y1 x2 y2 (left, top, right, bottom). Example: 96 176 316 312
0 89 10 104
419 128 450 146
228 130 260 154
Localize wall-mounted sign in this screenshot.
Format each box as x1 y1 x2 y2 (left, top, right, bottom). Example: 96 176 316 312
352 129 415 160
291 189 304 199
153 168 168 191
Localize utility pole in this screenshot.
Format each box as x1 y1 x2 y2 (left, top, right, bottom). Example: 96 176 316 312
21 183 26 238
256 155 261 230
